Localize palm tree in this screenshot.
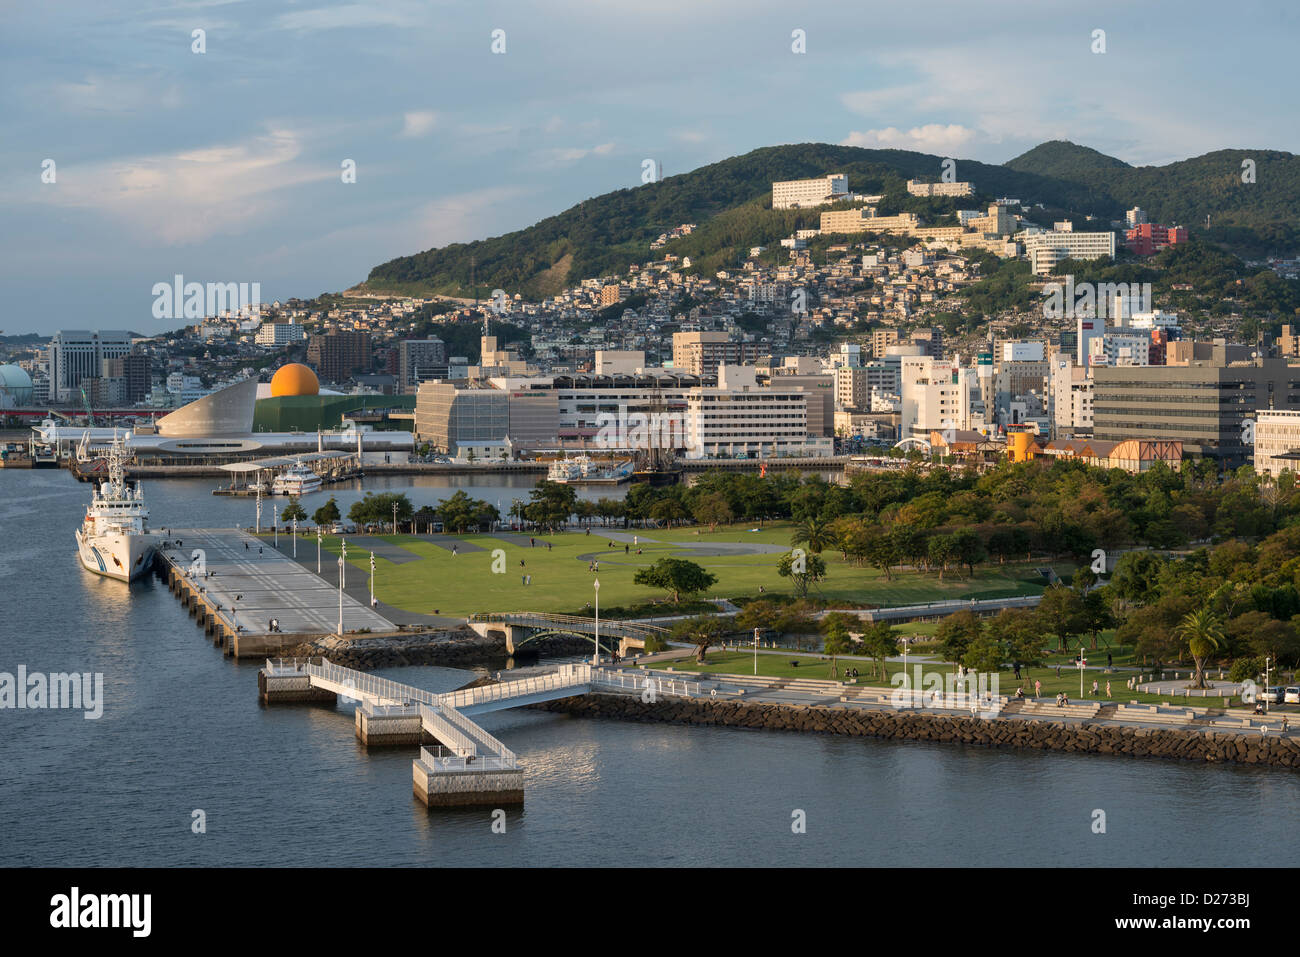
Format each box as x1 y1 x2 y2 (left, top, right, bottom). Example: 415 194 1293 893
1174 608 1224 689
792 517 831 553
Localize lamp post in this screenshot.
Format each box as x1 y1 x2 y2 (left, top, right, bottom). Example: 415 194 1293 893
369 551 375 608
1265 656 1272 714
392 502 399 535
593 578 600 666
316 527 322 574
255 481 262 535
292 517 297 558
753 627 760 676
337 538 348 637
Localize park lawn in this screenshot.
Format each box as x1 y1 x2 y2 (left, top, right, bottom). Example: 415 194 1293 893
648 522 801 547
647 652 1249 708
312 531 1061 617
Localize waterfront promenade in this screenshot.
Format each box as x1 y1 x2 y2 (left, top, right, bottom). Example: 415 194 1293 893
156 528 394 654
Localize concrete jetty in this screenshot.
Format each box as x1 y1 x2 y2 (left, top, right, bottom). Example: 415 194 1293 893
155 528 395 657
259 658 702 806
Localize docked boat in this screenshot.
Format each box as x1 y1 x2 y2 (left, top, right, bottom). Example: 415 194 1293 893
546 454 632 485
75 436 158 582
271 461 323 496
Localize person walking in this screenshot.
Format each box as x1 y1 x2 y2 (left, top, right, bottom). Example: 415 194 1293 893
1091 679 1099 697
1105 680 1112 698
1034 679 1042 698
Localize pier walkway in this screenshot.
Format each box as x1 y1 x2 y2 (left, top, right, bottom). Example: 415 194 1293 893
259 658 703 806
466 612 669 656
156 528 394 656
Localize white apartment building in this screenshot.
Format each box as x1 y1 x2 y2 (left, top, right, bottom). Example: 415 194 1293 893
1255 410 1300 478
906 180 973 197
685 366 831 458
901 355 972 440
772 174 849 210
255 319 307 346
1001 341 1045 362
47 330 133 402
1049 356 1093 438
1021 230 1117 275
1088 332 1150 367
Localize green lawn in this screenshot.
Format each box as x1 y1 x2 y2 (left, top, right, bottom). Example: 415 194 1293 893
646 651 1250 708
303 525 1066 618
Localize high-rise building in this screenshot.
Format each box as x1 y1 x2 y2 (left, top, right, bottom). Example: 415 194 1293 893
1021 231 1117 275
47 330 134 403
671 331 759 376
101 351 151 404
398 337 447 392
307 330 371 384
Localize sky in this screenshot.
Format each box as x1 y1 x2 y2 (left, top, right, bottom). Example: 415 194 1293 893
1 0 1296 335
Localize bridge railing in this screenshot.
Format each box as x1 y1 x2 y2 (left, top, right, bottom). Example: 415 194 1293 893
417 704 481 758
439 663 592 711
296 657 441 712
590 668 699 698
418 748 518 773
468 612 667 638
432 704 517 765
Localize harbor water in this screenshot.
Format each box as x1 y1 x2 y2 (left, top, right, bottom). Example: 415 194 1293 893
1 470 1296 866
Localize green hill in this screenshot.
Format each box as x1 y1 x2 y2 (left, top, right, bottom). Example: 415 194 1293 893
362 141 1300 299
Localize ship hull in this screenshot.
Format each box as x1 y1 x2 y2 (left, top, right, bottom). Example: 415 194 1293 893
75 529 157 582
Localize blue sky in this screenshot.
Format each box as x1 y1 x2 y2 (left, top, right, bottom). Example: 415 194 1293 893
1 0 1296 334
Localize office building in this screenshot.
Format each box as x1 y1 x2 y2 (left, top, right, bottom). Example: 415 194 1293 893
398 337 448 392
47 330 133 402
906 180 973 197
307 330 371 384
1021 231 1117 275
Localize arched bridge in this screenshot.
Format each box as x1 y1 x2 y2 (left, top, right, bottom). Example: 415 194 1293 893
467 612 668 657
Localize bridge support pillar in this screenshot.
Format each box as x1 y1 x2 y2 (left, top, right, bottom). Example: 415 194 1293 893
356 702 424 747
258 670 338 705
413 761 524 808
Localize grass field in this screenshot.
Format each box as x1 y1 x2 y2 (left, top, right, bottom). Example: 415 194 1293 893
307 522 1068 618
646 650 1252 708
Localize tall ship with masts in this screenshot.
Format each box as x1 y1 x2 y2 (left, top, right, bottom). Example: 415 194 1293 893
75 435 158 582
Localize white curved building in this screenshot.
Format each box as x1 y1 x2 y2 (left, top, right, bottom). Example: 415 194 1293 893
156 378 258 436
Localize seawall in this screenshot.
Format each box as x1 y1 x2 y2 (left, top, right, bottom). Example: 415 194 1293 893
531 693 1300 770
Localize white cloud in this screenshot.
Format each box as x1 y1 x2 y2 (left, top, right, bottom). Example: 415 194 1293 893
274 2 427 32
842 124 978 154
546 142 616 164
400 111 437 138
22 127 335 244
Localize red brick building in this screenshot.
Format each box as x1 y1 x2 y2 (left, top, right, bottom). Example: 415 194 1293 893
1125 223 1188 256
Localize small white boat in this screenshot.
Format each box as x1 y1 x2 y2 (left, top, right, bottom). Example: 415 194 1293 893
272 461 323 496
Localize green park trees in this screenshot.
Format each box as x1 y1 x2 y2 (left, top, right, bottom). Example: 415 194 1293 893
312 496 341 528
280 496 307 523
633 557 717 604
670 615 728 663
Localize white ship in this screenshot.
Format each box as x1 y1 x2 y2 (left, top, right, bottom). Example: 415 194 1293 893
75 436 158 582
271 461 323 496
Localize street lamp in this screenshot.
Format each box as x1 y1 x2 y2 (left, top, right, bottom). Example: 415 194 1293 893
316 527 322 574
593 578 600 666
1265 656 1272 714
255 481 262 535
369 550 375 609
337 538 348 637
753 627 760 676
292 517 297 558
392 502 399 535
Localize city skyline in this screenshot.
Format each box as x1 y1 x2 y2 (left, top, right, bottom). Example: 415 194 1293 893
2 0 1298 334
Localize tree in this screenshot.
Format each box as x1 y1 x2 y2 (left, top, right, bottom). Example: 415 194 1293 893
280 496 307 523
859 621 899 680
774 600 819 649
962 636 1005 677
1036 584 1087 652
736 599 781 636
792 517 832 553
778 550 827 598
936 610 983 665
633 557 717 604
691 492 733 531
670 615 727 663
1174 607 1224 689
312 496 341 528
823 622 851 678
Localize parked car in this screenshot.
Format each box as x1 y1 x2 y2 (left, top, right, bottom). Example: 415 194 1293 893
1285 687 1300 705
1259 687 1284 704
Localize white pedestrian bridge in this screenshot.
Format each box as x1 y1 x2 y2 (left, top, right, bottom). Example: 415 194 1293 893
259 657 702 806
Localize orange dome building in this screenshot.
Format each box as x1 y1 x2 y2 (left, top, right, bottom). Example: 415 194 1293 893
270 363 320 397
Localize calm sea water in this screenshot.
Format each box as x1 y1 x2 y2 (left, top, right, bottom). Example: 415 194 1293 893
1 469 1296 867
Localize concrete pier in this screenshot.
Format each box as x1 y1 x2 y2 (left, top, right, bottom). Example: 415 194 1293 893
155 528 396 657
257 659 688 807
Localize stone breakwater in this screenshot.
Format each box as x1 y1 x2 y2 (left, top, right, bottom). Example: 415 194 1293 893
276 628 593 671
532 693 1300 769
